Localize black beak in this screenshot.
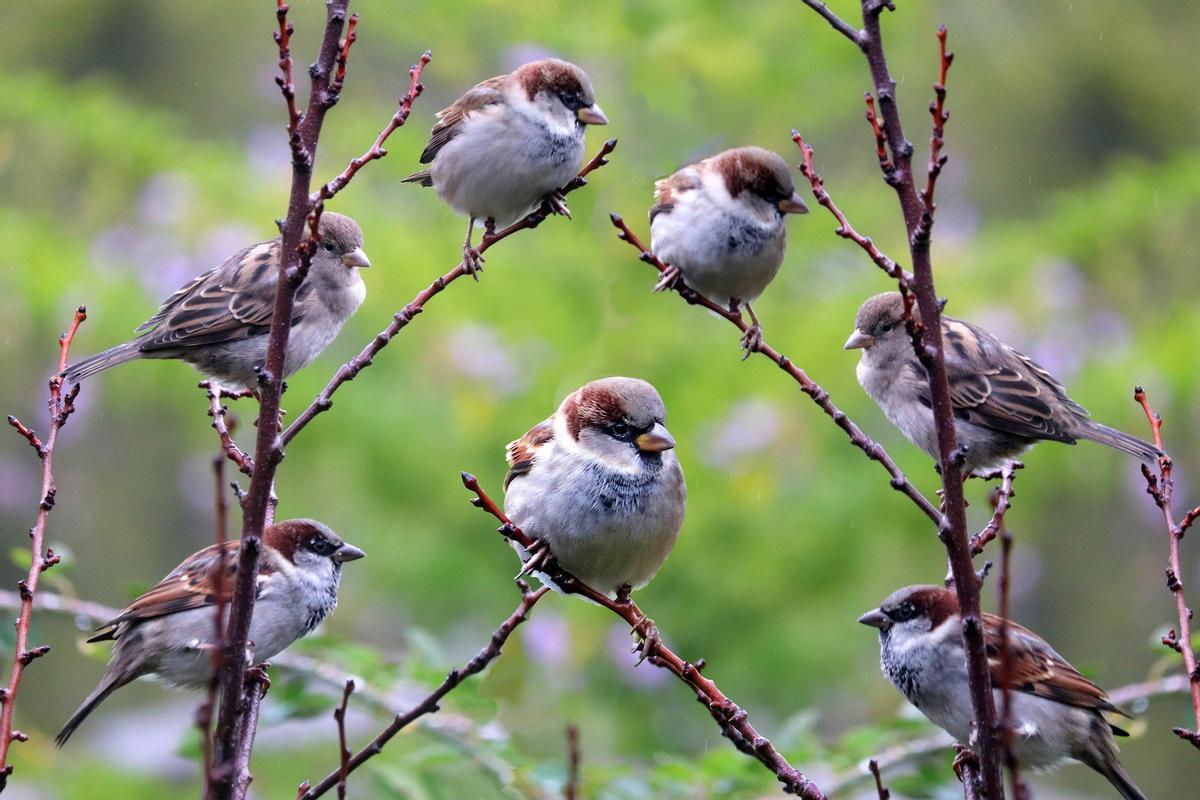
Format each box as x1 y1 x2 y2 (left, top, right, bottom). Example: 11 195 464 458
858 609 890 630
333 543 366 563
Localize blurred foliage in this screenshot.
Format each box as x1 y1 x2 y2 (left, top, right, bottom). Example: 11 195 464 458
1 0 1199 797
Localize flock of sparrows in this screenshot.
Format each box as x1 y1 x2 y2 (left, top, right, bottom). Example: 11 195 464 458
54 57 1159 798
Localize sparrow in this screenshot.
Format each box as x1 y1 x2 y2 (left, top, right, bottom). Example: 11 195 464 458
845 292 1161 475
61 212 372 393
502 377 686 599
649 146 809 353
55 519 365 746
859 585 1145 800
403 58 607 275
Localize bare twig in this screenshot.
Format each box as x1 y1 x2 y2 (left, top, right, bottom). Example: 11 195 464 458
868 759 891 799
457 474 828 799
213 3 432 794
283 139 618 445
199 441 234 799
799 0 863 46
919 25 954 228
334 680 355 800
565 725 581 800
970 461 1022 556
996 529 1029 799
298 582 550 799
202 382 254 476
609 214 941 528
0 305 86 789
230 666 270 800
799 6 1003 794
1133 386 1200 749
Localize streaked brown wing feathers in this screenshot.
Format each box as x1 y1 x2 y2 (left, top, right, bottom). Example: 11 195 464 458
504 420 553 489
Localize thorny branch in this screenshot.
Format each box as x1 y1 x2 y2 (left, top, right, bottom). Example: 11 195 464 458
298 581 550 800
797 5 1005 794
0 305 86 789
334 680 355 800
970 462 1022 556
282 139 618 445
608 214 941 528
1134 386 1200 749
213 2 429 796
202 382 254 476
457 473 829 799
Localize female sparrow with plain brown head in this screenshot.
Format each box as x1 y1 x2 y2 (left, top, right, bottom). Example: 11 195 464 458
502 377 685 599
62 212 372 393
55 519 365 746
403 58 607 274
859 585 1145 800
845 291 1161 475
649 146 809 353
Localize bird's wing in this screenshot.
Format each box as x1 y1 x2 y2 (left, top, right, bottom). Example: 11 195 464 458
504 419 554 490
416 76 507 166
135 240 292 352
983 612 1119 714
932 318 1080 443
649 168 702 223
89 541 280 642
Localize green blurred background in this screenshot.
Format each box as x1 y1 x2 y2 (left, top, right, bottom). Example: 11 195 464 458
2 1 1198 797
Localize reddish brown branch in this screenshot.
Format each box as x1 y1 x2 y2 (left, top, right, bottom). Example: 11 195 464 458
298 581 550 799
609 213 942 528
996 529 1029 799
565 725 581 800
283 138 617 445
919 25 953 225
864 96 897 183
230 666 270 800
202 382 254 476
330 14 357 95
274 0 304 165
333 679 355 800
803 4 1002 794
0 306 86 788
1133 386 1200 748
313 51 431 207
457 474 828 800
868 759 891 800
799 0 864 46
969 461 1022 556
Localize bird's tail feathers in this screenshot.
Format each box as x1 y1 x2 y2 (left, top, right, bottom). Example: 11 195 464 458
55 672 128 747
401 170 433 187
60 341 141 386
1097 761 1147 800
1080 421 1162 465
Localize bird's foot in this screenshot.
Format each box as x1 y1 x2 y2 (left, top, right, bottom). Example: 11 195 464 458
516 538 555 579
462 244 485 280
737 300 763 360
630 613 661 666
652 264 682 293
951 744 978 783
544 190 572 219
244 662 271 690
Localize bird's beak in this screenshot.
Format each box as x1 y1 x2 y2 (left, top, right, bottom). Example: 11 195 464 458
843 329 875 350
341 247 371 269
858 608 891 630
777 192 809 215
333 543 366 563
576 104 608 126
635 422 676 453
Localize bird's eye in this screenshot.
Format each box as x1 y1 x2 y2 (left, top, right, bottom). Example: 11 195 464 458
889 601 916 622
608 421 631 438
322 241 336 253
879 322 895 334
308 535 334 555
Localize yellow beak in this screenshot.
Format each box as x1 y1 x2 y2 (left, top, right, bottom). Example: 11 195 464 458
576 104 608 126
777 192 809 215
635 422 676 453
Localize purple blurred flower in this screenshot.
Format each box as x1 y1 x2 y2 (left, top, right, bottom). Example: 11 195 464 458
521 610 571 668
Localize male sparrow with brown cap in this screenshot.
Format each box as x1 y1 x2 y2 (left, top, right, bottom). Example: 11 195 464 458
56 519 365 745
62 212 372 392
403 58 607 274
503 377 685 599
649 146 809 353
860 585 1145 800
845 291 1161 474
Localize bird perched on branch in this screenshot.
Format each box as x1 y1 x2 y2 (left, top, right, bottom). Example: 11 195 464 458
61 212 371 393
845 292 1161 474
860 584 1146 800
403 58 607 275
649 146 809 354
55 519 365 746
503 377 686 601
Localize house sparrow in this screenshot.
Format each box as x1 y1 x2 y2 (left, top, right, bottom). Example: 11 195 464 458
845 292 1161 474
502 377 685 599
55 519 365 746
402 58 607 274
649 146 809 353
859 585 1145 800
61 212 371 392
